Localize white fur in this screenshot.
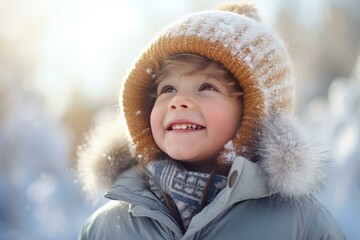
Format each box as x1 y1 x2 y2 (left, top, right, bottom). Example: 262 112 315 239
76 117 136 200
258 113 329 199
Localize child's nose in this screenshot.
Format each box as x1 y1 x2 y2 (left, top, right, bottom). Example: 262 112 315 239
169 95 193 110
170 104 188 109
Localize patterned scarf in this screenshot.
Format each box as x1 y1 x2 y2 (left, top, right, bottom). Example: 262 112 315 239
145 160 227 230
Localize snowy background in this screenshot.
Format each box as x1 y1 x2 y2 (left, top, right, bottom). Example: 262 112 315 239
0 0 359 239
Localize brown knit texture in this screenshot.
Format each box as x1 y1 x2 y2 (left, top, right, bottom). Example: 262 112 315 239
121 3 294 173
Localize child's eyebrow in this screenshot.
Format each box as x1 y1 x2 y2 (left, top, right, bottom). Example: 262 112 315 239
204 72 228 83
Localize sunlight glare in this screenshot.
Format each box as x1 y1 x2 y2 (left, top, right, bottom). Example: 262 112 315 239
37 0 140 118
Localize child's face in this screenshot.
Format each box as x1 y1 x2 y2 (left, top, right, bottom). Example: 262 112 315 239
150 63 243 172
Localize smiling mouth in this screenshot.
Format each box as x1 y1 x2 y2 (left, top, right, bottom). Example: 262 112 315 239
167 123 205 130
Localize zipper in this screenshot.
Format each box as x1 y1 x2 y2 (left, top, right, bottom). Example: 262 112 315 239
171 231 177 240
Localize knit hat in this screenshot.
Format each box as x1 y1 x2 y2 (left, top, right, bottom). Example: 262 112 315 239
121 3 294 171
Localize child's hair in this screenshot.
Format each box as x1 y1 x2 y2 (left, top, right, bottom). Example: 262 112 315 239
150 53 244 99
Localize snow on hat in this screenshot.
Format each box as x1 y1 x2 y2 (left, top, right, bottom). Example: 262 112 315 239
121 3 294 170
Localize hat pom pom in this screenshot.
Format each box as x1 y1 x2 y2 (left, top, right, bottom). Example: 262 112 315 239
218 2 261 22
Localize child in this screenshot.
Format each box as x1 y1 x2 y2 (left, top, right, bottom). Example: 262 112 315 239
77 3 345 239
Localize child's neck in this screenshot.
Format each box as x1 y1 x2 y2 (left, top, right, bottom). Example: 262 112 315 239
182 161 216 174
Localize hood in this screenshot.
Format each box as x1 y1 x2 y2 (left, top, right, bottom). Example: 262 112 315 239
76 113 328 200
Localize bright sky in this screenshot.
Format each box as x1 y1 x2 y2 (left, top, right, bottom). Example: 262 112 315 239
37 0 141 114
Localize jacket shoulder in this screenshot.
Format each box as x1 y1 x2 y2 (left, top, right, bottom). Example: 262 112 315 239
195 196 344 240
78 200 135 240
78 200 175 240
305 200 345 240
271 197 345 239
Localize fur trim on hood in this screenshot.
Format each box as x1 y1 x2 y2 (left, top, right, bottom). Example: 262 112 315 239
257 113 328 199
76 117 137 200
76 113 328 200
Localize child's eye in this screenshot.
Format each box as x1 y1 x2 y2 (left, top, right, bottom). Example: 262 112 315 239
159 85 176 94
199 83 219 92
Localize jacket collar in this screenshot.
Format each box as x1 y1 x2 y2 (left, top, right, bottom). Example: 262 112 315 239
182 156 272 238
224 156 272 204
105 156 270 206
105 166 165 211
104 165 184 237
104 156 272 238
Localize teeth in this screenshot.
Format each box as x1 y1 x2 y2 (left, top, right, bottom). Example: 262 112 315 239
171 124 202 130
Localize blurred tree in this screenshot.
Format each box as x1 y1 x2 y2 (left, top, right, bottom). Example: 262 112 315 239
276 0 360 113
317 2 360 95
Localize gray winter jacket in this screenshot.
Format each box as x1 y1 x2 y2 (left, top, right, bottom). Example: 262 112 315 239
77 115 345 240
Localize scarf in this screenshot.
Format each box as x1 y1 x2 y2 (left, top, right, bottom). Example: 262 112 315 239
145 160 227 230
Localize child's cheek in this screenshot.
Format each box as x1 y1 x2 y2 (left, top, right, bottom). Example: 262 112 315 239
150 104 164 143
